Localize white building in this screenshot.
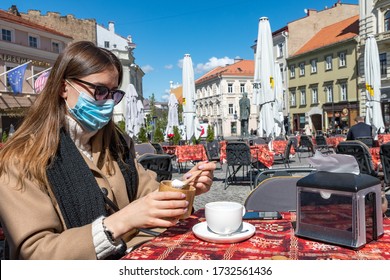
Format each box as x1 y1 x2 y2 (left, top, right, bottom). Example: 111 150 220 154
96 22 144 123
195 59 255 138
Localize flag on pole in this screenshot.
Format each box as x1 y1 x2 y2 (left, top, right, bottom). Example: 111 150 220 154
34 70 50 93
7 64 28 94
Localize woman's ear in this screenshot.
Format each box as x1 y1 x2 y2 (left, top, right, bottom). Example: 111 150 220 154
59 81 68 98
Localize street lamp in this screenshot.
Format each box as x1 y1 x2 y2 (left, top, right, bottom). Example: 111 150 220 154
234 110 238 120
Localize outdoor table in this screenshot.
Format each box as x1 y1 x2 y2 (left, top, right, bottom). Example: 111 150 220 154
162 145 176 155
271 140 295 156
122 209 390 260
370 147 381 171
219 141 274 168
174 144 208 173
378 134 390 146
326 136 346 148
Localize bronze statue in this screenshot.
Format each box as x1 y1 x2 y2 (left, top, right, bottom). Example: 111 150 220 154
239 92 250 137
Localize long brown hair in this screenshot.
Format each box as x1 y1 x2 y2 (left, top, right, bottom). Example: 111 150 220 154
0 41 124 189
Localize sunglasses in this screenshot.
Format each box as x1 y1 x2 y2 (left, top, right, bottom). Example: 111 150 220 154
71 78 125 105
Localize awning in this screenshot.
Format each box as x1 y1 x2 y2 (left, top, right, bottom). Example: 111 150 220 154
0 93 37 110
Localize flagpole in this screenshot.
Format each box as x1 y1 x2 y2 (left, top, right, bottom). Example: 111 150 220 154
0 60 32 77
26 67 52 80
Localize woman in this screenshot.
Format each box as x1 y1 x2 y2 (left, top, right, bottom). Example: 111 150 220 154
0 41 215 259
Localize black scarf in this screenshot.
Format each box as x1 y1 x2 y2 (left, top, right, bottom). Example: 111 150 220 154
46 129 138 229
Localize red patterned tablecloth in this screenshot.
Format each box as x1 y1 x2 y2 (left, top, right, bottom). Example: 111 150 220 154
162 145 177 155
378 134 390 145
219 141 274 168
271 140 296 156
175 144 208 163
370 147 380 170
122 209 390 260
326 136 346 148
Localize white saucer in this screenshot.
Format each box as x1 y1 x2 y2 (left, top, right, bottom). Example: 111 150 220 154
192 222 255 244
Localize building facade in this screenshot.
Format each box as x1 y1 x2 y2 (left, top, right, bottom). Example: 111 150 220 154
287 16 360 134
195 59 255 138
0 8 72 135
96 22 144 123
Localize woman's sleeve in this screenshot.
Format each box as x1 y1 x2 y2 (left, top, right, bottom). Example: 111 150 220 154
0 165 97 259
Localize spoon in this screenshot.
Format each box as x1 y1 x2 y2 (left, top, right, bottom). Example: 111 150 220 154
181 170 203 187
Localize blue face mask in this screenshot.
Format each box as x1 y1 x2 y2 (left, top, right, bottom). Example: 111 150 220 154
66 91 115 132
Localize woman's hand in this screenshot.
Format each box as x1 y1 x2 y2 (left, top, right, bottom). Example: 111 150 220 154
183 161 216 195
104 191 188 239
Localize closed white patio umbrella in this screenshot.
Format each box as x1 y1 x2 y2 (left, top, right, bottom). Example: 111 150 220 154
253 17 275 139
364 34 385 138
165 93 179 136
125 84 138 138
182 54 196 141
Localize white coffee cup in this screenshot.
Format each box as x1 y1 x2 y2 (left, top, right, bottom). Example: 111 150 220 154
205 201 246 235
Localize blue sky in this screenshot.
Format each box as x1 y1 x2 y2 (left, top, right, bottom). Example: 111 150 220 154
2 0 358 101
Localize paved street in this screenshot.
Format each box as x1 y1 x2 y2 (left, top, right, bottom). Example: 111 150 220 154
171 153 313 211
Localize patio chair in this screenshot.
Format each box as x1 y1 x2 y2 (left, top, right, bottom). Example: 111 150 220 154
134 143 156 157
137 153 173 182
224 141 258 190
315 135 334 154
355 136 374 148
203 140 222 169
254 167 316 186
296 135 314 161
380 143 390 192
273 139 295 168
244 176 305 212
151 143 165 154
336 140 377 177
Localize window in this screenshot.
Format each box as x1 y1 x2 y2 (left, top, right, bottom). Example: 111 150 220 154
277 43 283 58
104 41 110 48
228 83 233 93
1 28 12 41
290 65 295 78
52 42 60 53
380 53 387 75
385 11 390 32
228 104 234 114
311 87 318 104
299 62 305 76
325 55 333 70
340 83 347 101
326 85 333 102
29 35 38 48
339 52 346 67
240 83 245 93
300 88 306 105
310 59 317 73
290 90 296 106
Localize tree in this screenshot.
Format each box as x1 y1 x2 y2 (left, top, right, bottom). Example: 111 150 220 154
206 124 215 142
172 126 181 145
137 126 148 143
153 122 165 143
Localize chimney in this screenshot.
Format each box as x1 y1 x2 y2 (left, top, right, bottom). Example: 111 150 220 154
108 21 115 33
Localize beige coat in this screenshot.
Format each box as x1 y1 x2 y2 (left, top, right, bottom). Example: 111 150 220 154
0 135 160 259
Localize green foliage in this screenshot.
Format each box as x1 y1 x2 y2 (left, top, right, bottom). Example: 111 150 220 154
172 126 181 145
154 122 165 143
117 120 126 133
2 131 8 143
137 126 148 143
206 125 214 142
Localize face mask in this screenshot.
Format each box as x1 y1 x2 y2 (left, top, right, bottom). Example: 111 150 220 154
66 91 115 132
